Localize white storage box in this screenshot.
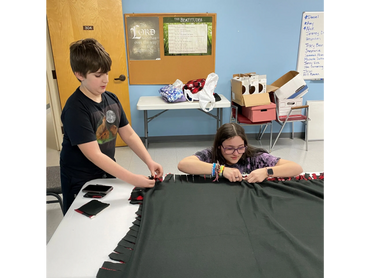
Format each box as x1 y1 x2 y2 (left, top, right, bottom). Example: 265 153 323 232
271 71 308 100
277 98 303 116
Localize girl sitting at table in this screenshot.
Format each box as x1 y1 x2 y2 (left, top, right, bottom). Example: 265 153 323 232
177 123 302 183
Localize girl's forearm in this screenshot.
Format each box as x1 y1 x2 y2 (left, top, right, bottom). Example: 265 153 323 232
268 160 303 177
178 156 213 175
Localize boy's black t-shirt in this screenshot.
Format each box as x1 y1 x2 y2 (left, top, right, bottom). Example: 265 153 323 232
60 88 129 180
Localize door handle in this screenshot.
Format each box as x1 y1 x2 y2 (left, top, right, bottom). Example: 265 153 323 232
114 74 126 82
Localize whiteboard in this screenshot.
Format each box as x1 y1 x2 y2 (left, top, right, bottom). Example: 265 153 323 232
296 12 324 80
307 100 324 141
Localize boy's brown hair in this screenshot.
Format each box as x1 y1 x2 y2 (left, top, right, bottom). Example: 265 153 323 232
69 38 112 80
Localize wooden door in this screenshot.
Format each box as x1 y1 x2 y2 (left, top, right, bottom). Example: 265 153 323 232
47 0 130 146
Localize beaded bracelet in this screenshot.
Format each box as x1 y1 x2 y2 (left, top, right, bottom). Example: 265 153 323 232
212 161 222 182
212 163 216 177
218 165 225 177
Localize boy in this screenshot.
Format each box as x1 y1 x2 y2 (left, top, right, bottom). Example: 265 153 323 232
60 38 163 214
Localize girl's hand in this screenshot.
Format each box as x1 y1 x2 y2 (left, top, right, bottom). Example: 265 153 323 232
245 168 268 183
223 167 243 182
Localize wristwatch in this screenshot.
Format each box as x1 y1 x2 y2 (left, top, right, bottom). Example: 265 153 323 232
267 168 274 177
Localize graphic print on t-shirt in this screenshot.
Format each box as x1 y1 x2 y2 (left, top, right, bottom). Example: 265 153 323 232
96 110 118 144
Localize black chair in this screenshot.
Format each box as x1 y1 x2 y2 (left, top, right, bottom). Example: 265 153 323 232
47 166 63 211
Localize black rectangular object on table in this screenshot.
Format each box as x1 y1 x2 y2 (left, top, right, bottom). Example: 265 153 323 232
75 200 110 219
82 184 113 194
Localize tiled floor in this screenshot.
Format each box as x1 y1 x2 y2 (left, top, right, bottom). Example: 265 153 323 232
46 109 324 243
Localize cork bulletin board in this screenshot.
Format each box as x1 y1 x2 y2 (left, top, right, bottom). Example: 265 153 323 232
124 13 217 84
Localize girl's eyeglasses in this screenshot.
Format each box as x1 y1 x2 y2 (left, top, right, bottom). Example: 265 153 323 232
221 145 247 154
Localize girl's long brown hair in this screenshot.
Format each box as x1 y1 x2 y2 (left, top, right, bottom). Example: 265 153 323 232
211 123 267 165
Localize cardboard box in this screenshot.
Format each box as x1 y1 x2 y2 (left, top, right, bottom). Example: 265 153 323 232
242 102 276 122
232 73 255 96
232 73 266 95
271 71 308 100
257 75 267 94
231 73 270 107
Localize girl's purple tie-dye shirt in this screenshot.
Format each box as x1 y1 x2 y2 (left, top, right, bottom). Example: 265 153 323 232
194 148 280 175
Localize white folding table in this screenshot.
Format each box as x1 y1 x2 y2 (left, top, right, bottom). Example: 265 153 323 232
46 172 316 277
47 179 137 278
136 95 231 148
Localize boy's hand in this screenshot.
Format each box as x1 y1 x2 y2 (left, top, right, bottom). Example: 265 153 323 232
223 167 243 182
132 175 156 188
147 160 164 179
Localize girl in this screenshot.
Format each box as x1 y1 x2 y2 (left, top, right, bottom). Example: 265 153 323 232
178 123 302 183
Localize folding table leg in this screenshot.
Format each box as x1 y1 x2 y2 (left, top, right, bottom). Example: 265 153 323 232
219 108 223 128
216 108 219 129
144 110 148 148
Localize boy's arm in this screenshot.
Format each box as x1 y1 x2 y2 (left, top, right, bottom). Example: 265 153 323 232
118 125 163 178
77 141 155 188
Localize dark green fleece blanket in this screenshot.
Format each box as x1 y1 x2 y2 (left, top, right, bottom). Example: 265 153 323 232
97 174 323 278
